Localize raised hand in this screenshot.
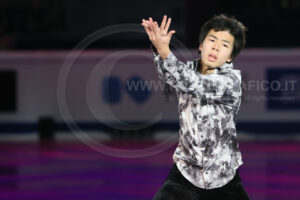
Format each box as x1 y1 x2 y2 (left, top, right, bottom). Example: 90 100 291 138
141 15 176 59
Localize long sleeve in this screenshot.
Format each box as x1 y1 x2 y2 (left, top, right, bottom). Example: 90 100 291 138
151 44 181 86
151 45 241 104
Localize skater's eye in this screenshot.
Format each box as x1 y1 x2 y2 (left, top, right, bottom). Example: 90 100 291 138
223 44 228 48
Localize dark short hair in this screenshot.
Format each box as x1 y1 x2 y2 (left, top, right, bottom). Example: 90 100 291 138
198 14 247 61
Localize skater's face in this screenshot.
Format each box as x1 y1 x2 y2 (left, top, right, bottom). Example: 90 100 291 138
198 29 234 69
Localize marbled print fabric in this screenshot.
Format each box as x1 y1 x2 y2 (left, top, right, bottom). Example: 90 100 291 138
153 50 243 189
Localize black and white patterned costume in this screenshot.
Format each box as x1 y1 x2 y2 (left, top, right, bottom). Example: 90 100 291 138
153 48 243 189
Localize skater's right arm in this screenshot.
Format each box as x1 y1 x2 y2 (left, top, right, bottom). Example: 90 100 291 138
141 16 178 84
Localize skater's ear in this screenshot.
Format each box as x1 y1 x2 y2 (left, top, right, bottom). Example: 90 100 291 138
198 43 202 55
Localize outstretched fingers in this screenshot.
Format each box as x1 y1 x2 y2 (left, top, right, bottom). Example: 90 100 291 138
168 30 176 37
153 21 160 36
147 20 159 39
160 15 167 30
149 18 160 35
141 19 154 40
164 17 171 33
142 16 175 41
142 19 151 35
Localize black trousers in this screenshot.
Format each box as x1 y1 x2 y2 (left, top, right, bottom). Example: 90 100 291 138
153 163 250 200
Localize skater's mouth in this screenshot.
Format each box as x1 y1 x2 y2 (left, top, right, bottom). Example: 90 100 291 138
208 53 217 62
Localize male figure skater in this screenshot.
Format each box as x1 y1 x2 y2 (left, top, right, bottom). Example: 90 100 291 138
141 14 250 200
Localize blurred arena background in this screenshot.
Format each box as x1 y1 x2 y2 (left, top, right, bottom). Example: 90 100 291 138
0 0 300 199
